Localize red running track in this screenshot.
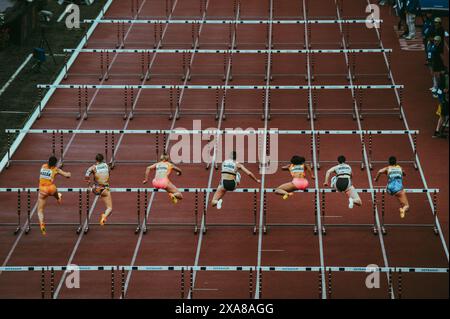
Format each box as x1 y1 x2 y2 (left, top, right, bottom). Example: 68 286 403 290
0 0 447 299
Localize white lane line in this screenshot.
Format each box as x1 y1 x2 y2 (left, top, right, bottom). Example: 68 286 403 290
254 0 274 300
0 54 33 97
188 1 239 300
334 0 394 299
303 0 327 299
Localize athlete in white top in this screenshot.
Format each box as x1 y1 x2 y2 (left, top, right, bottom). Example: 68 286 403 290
211 151 260 210
85 153 112 225
324 155 362 209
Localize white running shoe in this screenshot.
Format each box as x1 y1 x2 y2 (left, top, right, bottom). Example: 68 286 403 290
217 199 223 210
348 198 354 209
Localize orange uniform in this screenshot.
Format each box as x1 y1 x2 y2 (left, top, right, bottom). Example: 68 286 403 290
39 164 58 196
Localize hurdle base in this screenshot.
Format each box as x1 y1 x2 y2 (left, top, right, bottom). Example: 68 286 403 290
381 223 438 236
203 223 258 235
0 223 22 235
84 222 142 233
264 223 317 235
320 223 378 235
27 222 83 234
144 223 198 235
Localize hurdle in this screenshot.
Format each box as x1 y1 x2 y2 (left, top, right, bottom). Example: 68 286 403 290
4 129 419 172
0 264 446 299
83 17 383 49
318 189 441 236
0 187 261 235
62 48 393 83
260 188 440 235
374 189 441 236
0 188 440 236
34 84 403 120
0 189 142 235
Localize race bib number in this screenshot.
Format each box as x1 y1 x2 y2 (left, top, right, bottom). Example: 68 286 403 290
40 168 53 180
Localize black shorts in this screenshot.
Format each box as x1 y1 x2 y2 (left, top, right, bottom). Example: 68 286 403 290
222 179 237 191
335 178 350 192
432 59 445 73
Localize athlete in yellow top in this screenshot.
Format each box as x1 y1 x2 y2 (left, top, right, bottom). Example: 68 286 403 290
275 156 315 200
374 156 410 218
143 153 183 204
85 154 112 226
38 156 71 235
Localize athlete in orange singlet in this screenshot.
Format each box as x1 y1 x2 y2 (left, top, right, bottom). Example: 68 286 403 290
85 154 112 226
38 156 71 235
275 156 315 200
143 154 183 204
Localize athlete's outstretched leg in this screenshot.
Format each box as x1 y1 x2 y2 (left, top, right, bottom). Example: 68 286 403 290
346 186 362 207
37 193 48 235
100 190 113 225
275 182 297 199
212 186 226 208
166 182 183 204
396 190 410 218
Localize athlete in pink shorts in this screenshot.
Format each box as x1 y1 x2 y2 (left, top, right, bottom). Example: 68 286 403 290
275 156 315 200
143 154 183 204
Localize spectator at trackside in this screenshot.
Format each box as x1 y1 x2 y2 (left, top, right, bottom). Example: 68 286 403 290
422 12 435 64
433 17 445 54
404 0 421 40
428 36 446 97
433 85 449 138
394 0 409 38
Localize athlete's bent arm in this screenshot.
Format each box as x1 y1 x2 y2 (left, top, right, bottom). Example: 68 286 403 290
143 164 156 184
306 164 315 179
57 168 71 178
84 165 94 183
374 167 388 182
239 164 261 183
172 164 182 176
323 166 336 186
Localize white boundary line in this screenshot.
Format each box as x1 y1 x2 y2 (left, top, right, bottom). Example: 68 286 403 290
0 54 33 97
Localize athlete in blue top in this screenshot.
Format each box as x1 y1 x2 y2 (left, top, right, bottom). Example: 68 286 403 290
374 156 410 218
